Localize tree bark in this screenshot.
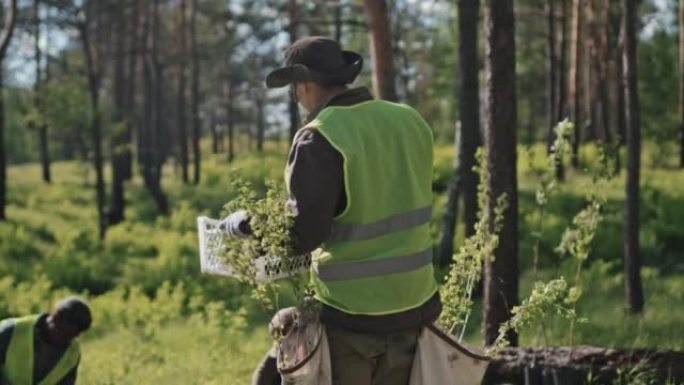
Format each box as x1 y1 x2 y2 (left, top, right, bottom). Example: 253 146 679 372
362 0 398 101
555 0 568 179
288 0 299 141
210 113 218 154
613 2 626 153
256 92 265 152
0 69 4 221
548 0 567 180
569 0 583 168
437 0 482 267
622 0 644 314
0 0 19 220
141 0 169 215
123 0 140 181
108 1 127 226
547 0 557 141
334 0 342 42
33 0 50 184
438 126 462 268
556 0 568 124
680 0 684 168
176 0 189 184
225 79 235 163
482 0 519 347
190 0 200 184
78 3 107 240
600 3 612 148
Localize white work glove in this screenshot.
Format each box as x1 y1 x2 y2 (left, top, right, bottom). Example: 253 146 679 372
218 210 252 238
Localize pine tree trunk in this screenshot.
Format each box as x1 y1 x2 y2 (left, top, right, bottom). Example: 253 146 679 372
547 0 557 143
483 0 519 347
210 113 218 154
225 80 235 163
555 0 568 179
623 0 644 314
601 3 612 148
438 0 482 267
33 0 50 184
141 0 169 215
438 125 462 268
78 5 107 239
680 0 684 168
256 92 265 152
557 0 569 123
334 0 342 42
288 0 299 141
0 67 5 220
123 0 140 181
362 0 398 101
569 0 583 167
612 1 626 154
177 0 189 184
108 2 127 226
190 0 200 184
0 0 15 221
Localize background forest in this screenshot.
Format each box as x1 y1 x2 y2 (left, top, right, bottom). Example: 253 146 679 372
0 0 682 384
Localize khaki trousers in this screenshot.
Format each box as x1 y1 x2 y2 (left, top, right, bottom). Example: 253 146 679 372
326 326 420 385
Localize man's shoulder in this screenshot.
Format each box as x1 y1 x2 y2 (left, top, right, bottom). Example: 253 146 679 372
0 318 17 333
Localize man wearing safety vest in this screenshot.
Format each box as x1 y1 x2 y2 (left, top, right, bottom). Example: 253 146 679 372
0 297 91 385
225 36 441 385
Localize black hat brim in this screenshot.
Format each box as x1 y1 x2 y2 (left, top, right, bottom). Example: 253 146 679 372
265 51 363 88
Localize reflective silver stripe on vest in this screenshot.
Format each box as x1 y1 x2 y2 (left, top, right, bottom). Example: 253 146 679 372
329 205 432 242
315 247 433 281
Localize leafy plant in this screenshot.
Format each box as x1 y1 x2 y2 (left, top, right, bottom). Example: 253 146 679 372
219 179 314 316
488 122 611 353
438 149 508 339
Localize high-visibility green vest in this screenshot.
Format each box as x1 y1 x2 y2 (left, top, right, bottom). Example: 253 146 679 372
1 315 80 385
288 99 438 315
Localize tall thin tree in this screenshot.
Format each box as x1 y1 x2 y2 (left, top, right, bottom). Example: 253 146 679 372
622 0 644 314
176 0 189 184
614 2 626 149
123 0 140 181
288 0 299 141
547 0 557 137
482 0 519 346
256 90 265 151
109 1 127 225
569 0 583 167
362 0 398 101
190 0 200 184
680 0 684 168
0 0 18 221
225 79 235 162
555 0 569 179
556 0 569 124
141 0 169 214
34 0 50 183
77 0 107 239
437 0 482 267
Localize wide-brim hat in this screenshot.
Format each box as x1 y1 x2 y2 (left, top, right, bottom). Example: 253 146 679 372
266 36 363 88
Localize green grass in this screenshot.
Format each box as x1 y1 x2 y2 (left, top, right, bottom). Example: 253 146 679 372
79 324 271 385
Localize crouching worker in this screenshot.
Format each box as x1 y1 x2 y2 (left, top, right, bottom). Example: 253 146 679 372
0 297 91 385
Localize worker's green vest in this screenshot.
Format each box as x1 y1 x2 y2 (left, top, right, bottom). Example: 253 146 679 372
288 100 438 315
1 315 80 385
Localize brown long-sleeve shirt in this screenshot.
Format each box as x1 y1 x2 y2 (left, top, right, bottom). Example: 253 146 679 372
285 87 441 333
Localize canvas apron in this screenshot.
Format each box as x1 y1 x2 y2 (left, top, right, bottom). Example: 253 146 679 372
277 322 489 385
